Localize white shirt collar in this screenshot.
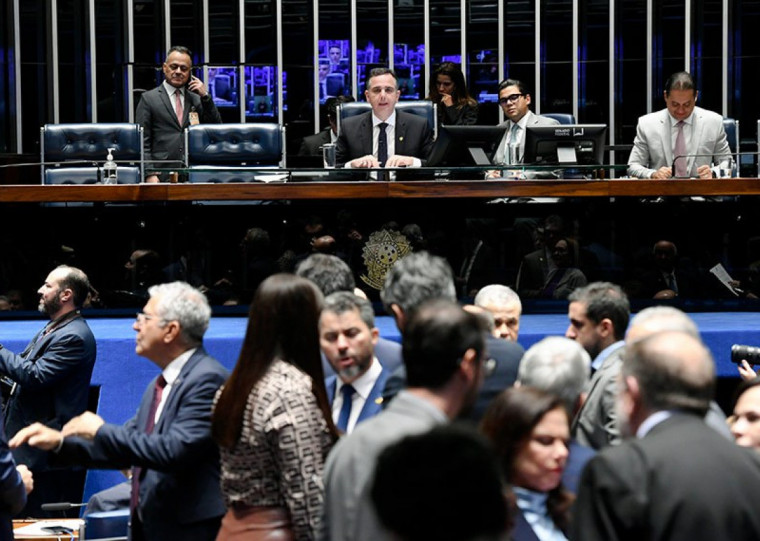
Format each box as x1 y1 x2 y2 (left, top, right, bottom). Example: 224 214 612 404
161 347 197 386
372 111 396 128
163 80 183 97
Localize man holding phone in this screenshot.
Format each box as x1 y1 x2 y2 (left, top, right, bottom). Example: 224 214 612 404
136 46 222 183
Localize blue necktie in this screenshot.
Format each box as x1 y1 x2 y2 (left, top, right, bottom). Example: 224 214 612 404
336 384 355 432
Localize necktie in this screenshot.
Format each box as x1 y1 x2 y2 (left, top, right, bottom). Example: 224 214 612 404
174 90 183 124
336 384 355 433
130 375 167 514
667 273 678 294
674 120 687 177
508 123 521 164
377 122 388 181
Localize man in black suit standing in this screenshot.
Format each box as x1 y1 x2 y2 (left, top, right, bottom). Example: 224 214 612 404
136 46 222 183
572 331 760 541
336 67 434 174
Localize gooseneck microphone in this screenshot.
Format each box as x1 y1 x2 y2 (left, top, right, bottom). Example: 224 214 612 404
670 152 735 178
40 502 87 512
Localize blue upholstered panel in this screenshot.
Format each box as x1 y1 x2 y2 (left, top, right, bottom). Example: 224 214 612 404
542 113 576 125
723 118 739 155
338 100 437 135
42 123 143 161
45 166 141 185
186 124 283 166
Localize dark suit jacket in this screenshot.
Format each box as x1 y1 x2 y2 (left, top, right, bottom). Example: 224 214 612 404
298 129 332 157
383 336 524 423
0 314 96 471
58 348 229 541
136 84 222 169
0 415 25 541
571 414 760 541
335 110 434 167
325 365 388 429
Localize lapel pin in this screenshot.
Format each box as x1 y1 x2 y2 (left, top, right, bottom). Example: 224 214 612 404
375 397 384 404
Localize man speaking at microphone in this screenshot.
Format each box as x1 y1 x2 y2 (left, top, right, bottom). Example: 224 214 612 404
627 71 732 179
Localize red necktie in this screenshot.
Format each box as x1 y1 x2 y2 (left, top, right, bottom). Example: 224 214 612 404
175 90 183 124
130 375 167 514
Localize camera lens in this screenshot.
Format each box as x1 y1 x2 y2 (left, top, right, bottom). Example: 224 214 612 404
731 344 760 365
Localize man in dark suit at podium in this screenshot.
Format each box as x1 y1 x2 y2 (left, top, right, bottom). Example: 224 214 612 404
336 68 434 174
10 282 228 541
137 46 222 183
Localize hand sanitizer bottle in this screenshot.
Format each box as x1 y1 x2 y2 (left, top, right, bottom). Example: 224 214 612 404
103 147 118 184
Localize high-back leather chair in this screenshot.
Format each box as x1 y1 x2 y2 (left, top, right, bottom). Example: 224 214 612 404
185 123 285 183
723 117 739 154
337 100 438 139
542 113 576 125
40 123 144 184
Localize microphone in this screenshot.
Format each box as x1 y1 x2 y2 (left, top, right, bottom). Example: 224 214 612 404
670 152 735 178
40 502 87 512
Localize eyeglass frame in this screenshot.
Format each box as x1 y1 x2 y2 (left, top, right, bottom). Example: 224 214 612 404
498 93 525 105
135 312 168 325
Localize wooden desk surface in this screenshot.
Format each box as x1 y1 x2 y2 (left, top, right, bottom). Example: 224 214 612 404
0 178 760 203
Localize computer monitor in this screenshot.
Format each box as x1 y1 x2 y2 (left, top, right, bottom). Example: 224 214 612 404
523 124 607 166
427 125 508 167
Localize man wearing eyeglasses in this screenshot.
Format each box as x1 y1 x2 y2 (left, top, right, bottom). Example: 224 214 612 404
491 78 560 167
336 67 434 176
10 282 229 541
137 46 222 183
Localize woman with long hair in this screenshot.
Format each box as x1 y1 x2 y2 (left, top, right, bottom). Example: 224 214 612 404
427 62 479 126
212 273 339 540
480 386 573 541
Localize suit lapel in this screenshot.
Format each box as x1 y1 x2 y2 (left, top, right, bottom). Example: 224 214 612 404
356 368 387 424
361 114 374 156
395 113 407 155
688 107 705 174
153 349 204 433
325 376 337 404
659 110 673 165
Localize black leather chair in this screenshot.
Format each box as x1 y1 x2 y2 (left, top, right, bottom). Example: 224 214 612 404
40 123 143 184
184 123 286 183
542 113 576 125
723 117 739 154
337 100 437 139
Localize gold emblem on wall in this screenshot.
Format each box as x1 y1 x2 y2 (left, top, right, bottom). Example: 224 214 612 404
360 230 412 290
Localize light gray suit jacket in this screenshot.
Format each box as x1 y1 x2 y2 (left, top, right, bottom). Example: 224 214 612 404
571 342 625 450
627 106 731 178
493 111 561 164
321 390 447 541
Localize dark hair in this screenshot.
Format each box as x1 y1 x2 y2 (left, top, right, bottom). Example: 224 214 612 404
380 251 456 317
57 265 91 309
323 291 375 329
480 386 573 534
403 299 485 389
733 377 760 412
212 274 338 447
427 62 477 109
166 45 192 63
371 425 510 541
623 331 714 416
366 67 398 90
295 253 355 295
498 78 529 96
567 281 630 341
664 71 696 95
326 95 356 122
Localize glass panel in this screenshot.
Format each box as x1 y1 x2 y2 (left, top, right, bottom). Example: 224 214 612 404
732 1 760 176
504 1 536 100
355 0 388 96
95 0 126 122
19 0 48 152
133 0 167 92
209 0 239 63
394 1 425 101
578 0 610 124
616 0 647 145
541 0 573 114
653 0 686 87
245 0 277 122
468 0 499 123
692 0 724 114
57 0 89 123
169 1 203 56
281 0 314 151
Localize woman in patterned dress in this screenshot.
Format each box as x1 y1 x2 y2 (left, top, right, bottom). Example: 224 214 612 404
212 273 339 540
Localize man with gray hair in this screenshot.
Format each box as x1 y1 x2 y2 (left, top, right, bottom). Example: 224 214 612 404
319 292 388 433
381 252 523 420
516 336 594 493
11 282 229 541
572 331 760 541
626 305 731 439
474 284 522 342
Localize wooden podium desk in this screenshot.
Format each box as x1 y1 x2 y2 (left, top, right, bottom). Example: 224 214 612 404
13 519 83 539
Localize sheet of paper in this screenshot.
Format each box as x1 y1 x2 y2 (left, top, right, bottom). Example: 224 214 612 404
709 263 740 296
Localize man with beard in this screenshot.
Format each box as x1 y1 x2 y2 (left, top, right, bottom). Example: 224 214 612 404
321 300 487 541
0 265 96 515
565 281 629 450
319 292 388 433
572 331 760 541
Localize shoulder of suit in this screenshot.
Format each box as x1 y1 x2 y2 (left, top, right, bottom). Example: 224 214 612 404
693 106 722 122
534 114 561 126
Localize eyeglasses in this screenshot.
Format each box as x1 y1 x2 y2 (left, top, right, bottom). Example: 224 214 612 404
499 93 524 105
135 312 164 324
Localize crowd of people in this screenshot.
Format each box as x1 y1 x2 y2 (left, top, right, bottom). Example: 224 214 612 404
0 253 758 540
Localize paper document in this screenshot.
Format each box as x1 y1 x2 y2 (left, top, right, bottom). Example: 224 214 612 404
709 263 741 296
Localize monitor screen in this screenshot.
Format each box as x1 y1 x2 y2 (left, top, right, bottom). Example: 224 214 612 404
523 124 608 166
427 125 508 167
